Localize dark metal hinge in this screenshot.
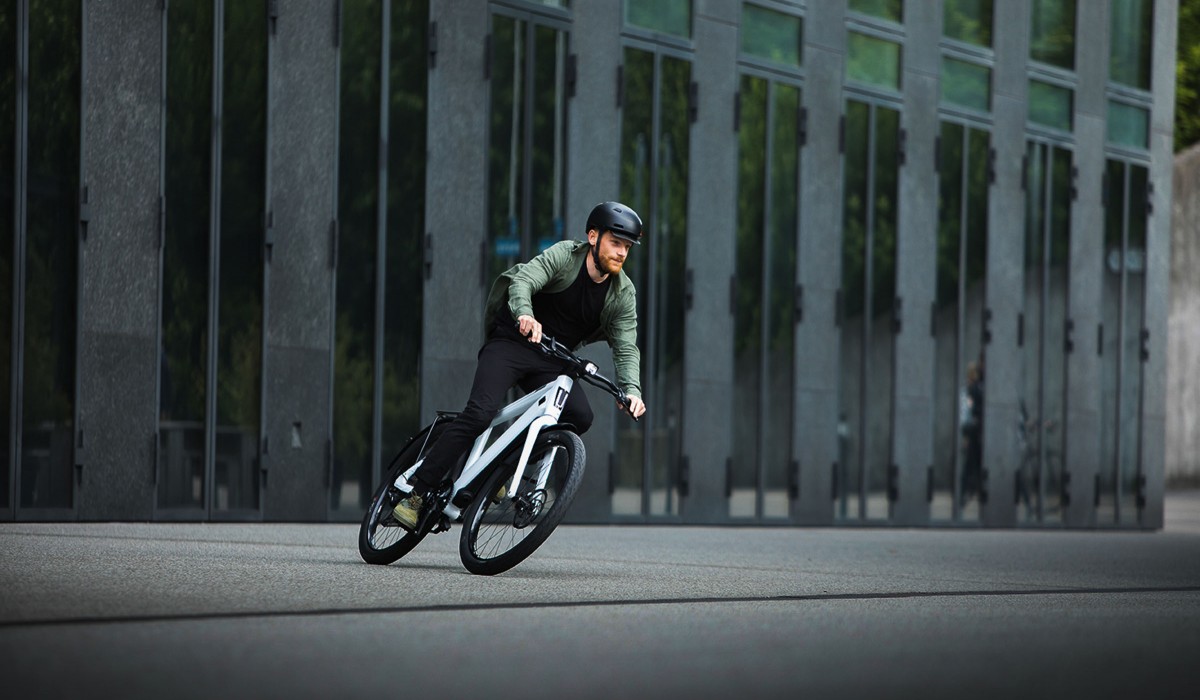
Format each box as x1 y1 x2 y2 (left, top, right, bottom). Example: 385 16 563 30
1064 318 1074 353
1017 312 1025 347
892 296 903 334
265 210 275 258
725 458 733 499
1070 165 1079 200
887 464 899 502
934 135 941 174
688 81 699 123
333 0 341 48
988 147 996 184
1147 181 1155 215
483 33 492 80
898 128 907 166
729 274 736 315
789 460 800 500
799 107 808 146
425 233 433 280
566 54 577 98
838 114 846 153
330 219 339 269
1020 153 1028 190
1140 328 1150 362
428 21 438 69
685 269 694 311
268 0 279 35
79 186 90 241
679 456 690 497
616 65 624 108
1097 323 1104 356
733 90 741 132
794 283 804 324
983 307 993 344
158 196 166 249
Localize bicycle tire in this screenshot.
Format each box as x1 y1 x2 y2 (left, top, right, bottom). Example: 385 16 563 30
358 427 441 565
459 429 585 575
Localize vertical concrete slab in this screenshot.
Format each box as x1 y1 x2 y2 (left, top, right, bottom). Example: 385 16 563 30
565 0 624 521
263 0 339 521
794 0 846 524
891 0 940 526
979 0 1030 528
1140 0 1180 529
680 2 738 523
1168 146 1200 488
77 1 162 519
1063 3 1108 527
422 0 490 423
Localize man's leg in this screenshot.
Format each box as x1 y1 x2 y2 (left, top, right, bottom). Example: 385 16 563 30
409 339 531 494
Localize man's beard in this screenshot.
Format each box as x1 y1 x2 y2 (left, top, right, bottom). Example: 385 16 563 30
592 242 623 276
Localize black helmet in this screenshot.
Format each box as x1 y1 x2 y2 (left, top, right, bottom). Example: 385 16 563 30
586 201 643 245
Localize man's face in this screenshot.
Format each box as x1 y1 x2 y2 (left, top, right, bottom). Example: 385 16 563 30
589 229 633 276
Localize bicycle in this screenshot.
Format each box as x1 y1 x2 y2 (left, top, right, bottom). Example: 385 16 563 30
358 333 638 575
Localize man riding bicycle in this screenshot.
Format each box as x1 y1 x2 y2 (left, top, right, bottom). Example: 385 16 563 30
393 201 649 530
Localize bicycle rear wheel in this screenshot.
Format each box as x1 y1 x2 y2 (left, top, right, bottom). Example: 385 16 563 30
459 429 585 575
358 423 446 565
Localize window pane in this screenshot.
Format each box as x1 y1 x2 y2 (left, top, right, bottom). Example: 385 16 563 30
847 32 900 90
1109 0 1152 89
932 122 964 520
161 0 213 510
23 0 80 510
741 4 802 67
848 0 902 22
615 46 653 516
838 100 869 520
1107 100 1149 149
382 0 428 466
1029 0 1075 69
529 24 567 254
763 82 799 519
625 0 691 38
1028 79 1073 131
486 15 525 285
941 57 991 112
943 0 992 47
1 0 15 506
732 75 767 519
333 0 382 511
214 0 266 512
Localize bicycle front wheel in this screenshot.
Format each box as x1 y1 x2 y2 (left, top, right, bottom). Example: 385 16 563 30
459 429 585 575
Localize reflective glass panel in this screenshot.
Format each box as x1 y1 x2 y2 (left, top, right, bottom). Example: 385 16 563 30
943 0 992 47
22 0 80 510
1 0 14 506
732 74 767 519
214 0 266 512
763 82 799 519
740 4 802 68
382 0 428 466
847 32 900 90
1107 100 1149 149
1020 141 1070 523
333 0 382 512
624 0 691 38
1028 79 1073 132
529 24 567 255
941 57 990 112
1109 0 1152 90
1029 0 1075 69
838 101 899 522
486 15 525 284
932 122 964 521
615 46 653 515
161 0 212 510
849 0 902 22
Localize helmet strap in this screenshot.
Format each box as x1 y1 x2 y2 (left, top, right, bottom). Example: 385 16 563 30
591 230 604 272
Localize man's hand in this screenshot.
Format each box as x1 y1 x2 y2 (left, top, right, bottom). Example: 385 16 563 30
623 395 646 419
517 314 543 344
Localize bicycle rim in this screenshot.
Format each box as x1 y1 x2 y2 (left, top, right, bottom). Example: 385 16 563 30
460 430 584 575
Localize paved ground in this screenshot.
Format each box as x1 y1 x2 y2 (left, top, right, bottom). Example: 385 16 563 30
2 492 1199 699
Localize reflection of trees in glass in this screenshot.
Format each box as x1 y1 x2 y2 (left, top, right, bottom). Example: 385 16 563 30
22 0 81 508
487 15 522 285
846 33 900 91
163 0 213 424
1177 1 1200 151
2 0 17 495
1029 0 1075 70
625 0 691 38
1110 0 1152 89
943 0 992 47
382 0 428 462
740 4 801 67
849 0 903 22
334 0 382 508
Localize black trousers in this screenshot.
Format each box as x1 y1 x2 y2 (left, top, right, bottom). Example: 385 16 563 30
409 337 594 493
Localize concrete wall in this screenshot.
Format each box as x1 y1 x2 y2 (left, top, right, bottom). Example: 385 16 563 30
1168 145 1200 486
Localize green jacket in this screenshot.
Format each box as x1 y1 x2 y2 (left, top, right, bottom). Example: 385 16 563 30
485 239 642 398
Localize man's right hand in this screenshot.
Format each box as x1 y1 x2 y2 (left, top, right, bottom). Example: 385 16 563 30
517 315 543 344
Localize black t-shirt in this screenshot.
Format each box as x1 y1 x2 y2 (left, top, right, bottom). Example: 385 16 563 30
494 258 611 349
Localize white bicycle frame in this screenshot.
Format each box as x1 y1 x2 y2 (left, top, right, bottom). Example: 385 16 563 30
393 374 575 521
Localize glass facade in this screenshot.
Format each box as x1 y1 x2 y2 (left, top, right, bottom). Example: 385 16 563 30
1109 0 1152 90
333 0 427 516
849 0 902 23
942 57 991 113
1028 79 1072 132
943 0 992 47
847 32 900 91
837 100 900 522
1020 141 1072 524
1099 159 1148 525
624 0 691 39
1107 101 1149 149
486 12 569 288
740 4 802 68
617 45 689 518
732 75 799 520
1029 0 1075 69
932 122 989 522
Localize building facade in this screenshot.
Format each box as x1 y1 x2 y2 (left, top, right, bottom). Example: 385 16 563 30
2 0 1177 527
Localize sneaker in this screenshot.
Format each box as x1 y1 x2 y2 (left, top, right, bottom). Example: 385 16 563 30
392 493 425 531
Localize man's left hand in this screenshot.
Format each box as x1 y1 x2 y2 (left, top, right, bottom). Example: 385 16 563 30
624 395 646 419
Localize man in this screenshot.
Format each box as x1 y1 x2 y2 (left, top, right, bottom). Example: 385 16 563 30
393 201 649 530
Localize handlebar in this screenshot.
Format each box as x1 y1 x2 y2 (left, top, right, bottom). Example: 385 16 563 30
529 332 640 422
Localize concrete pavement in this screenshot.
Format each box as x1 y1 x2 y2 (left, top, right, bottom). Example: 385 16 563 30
2 491 1199 699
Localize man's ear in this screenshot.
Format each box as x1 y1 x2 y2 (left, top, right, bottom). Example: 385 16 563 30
587 228 599 245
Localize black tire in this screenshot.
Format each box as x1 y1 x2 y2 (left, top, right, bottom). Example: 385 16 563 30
459 430 585 575
358 424 444 565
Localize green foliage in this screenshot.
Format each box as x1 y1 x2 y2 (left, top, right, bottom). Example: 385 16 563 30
1177 0 1200 151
